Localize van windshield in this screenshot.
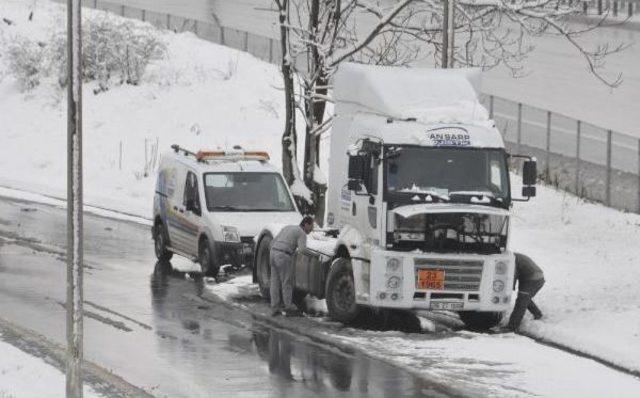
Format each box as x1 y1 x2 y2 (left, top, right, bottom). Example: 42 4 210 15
203 172 296 212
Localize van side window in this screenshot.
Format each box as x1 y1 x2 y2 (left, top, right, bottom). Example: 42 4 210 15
183 172 202 216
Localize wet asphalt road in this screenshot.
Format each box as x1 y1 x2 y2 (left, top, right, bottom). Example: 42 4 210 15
0 196 453 398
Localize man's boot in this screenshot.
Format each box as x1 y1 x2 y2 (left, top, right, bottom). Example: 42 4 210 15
528 301 543 320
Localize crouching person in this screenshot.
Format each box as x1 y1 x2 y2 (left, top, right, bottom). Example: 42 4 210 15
507 253 545 331
270 216 314 317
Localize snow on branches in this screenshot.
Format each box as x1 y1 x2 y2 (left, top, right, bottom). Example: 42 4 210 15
273 0 625 221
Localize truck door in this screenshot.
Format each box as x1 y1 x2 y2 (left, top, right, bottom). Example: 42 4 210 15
351 154 380 242
181 171 203 257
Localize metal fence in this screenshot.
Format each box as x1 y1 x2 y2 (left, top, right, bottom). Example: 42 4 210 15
483 95 640 213
77 0 282 64
80 0 640 214
583 0 640 18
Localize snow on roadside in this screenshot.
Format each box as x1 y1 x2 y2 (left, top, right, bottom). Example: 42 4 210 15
206 274 257 301
330 330 640 398
0 337 103 398
511 181 640 373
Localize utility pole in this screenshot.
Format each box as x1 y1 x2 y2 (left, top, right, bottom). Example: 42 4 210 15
442 0 455 68
66 0 83 397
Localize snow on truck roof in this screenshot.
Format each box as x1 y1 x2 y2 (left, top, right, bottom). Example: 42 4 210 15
334 63 503 148
334 63 486 121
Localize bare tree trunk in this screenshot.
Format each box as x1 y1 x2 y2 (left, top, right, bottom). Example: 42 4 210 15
302 0 328 225
279 0 296 186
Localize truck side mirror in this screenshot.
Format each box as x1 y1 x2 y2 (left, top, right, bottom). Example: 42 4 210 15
348 155 365 181
523 160 537 186
522 186 536 197
347 179 362 192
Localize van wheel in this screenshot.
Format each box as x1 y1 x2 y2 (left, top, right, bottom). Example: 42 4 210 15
256 234 272 299
325 258 361 324
459 311 503 331
154 222 173 261
199 239 219 277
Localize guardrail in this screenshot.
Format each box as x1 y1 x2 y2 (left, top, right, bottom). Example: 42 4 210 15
582 0 640 18
79 0 640 214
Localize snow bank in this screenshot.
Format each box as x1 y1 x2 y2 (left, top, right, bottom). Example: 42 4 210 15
0 337 103 398
511 179 640 373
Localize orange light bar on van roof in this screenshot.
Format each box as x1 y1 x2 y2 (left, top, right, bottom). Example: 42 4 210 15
196 150 270 162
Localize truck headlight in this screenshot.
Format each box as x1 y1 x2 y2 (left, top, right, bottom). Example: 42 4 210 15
492 280 505 293
386 257 401 272
222 226 240 242
495 261 508 275
387 276 401 289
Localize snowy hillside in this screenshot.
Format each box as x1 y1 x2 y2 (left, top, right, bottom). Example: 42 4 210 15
0 0 301 217
1 0 639 376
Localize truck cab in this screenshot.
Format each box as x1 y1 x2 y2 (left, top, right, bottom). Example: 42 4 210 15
255 63 537 330
153 146 301 276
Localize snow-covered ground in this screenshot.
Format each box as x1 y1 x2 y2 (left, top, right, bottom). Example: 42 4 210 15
2 0 640 386
0 337 103 398
0 0 299 218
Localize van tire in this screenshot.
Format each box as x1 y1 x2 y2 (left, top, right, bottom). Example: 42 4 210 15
459 311 503 331
256 234 272 299
154 222 173 261
325 258 361 324
199 239 219 277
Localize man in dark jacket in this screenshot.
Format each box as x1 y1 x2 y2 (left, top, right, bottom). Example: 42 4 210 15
507 253 545 331
270 216 314 316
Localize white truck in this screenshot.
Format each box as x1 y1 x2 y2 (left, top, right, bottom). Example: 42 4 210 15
254 63 537 330
152 146 301 276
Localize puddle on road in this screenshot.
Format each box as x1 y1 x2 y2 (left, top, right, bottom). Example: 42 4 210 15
149 260 456 397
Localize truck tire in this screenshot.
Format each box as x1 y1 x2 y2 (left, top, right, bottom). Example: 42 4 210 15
255 234 272 299
459 311 503 331
325 258 361 324
199 239 219 277
154 222 173 261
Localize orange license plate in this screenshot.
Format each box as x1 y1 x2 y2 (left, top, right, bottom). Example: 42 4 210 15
417 269 445 290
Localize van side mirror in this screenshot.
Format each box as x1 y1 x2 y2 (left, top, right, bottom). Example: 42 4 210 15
523 160 537 186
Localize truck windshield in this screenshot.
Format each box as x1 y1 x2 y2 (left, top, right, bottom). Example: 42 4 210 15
203 172 295 212
385 146 510 206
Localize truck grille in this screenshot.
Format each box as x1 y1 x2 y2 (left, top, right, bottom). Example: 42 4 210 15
414 258 483 291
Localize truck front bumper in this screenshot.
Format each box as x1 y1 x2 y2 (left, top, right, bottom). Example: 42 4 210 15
353 250 515 312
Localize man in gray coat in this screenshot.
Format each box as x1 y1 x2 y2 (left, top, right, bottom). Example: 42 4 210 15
270 216 314 316
507 253 545 331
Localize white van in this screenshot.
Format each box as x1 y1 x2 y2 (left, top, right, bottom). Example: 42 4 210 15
152 145 302 276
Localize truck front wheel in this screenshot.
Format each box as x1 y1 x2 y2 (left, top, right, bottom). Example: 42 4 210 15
458 311 503 331
325 258 361 324
255 234 272 299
